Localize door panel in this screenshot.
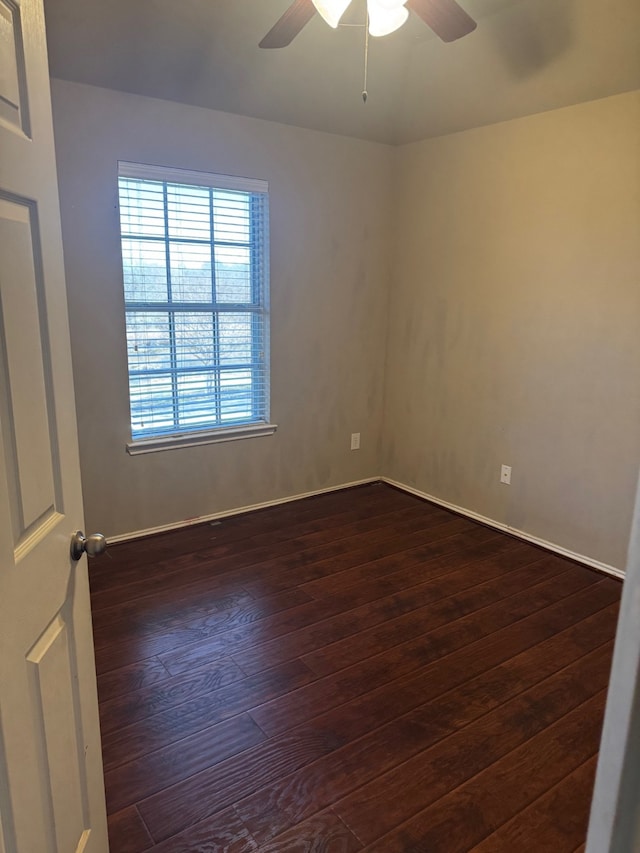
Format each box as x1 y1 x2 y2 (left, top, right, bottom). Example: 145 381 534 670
26 613 88 853
0 0 29 135
0 196 61 554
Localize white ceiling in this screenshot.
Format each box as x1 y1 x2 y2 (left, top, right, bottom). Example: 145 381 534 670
44 0 640 145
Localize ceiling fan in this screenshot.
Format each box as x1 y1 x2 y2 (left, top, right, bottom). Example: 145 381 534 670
259 0 477 48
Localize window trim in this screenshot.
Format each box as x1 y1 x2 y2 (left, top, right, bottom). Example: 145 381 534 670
118 161 275 452
118 162 268 195
126 422 278 455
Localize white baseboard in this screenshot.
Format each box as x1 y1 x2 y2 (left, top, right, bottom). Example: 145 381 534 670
106 477 380 544
106 474 625 581
381 477 625 581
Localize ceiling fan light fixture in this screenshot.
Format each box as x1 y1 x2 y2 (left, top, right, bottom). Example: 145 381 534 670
311 0 352 28
370 0 408 9
259 0 477 50
367 0 409 37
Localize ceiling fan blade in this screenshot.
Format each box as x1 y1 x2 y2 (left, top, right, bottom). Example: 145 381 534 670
259 0 317 48
406 0 477 42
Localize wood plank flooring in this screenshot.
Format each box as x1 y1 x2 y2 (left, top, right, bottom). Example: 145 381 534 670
90 483 621 852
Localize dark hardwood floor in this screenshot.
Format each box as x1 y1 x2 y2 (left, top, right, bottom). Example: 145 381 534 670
90 483 621 852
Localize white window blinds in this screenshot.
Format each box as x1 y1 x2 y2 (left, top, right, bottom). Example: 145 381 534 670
117 163 270 442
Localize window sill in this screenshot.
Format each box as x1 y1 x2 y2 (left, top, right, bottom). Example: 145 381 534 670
126 423 277 455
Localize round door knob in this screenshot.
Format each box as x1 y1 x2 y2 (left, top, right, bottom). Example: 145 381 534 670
70 531 108 561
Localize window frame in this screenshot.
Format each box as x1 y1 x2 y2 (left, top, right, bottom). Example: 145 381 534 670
117 162 276 455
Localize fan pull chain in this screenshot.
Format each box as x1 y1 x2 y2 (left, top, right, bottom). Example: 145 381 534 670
362 8 369 103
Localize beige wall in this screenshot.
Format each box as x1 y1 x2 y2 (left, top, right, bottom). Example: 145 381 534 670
383 91 640 569
51 80 393 537
51 80 640 571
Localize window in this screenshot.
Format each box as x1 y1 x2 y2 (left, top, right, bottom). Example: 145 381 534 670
117 162 274 453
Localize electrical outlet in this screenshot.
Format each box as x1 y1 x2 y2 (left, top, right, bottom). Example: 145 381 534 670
351 433 361 451
500 464 512 485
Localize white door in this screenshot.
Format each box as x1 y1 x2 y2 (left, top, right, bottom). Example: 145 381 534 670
0 0 109 850
586 470 640 852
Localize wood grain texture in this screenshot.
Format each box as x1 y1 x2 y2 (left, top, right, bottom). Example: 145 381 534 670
334 660 611 846
91 485 418 605
106 806 153 853
249 576 617 738
97 656 171 700
104 713 267 814
146 806 258 852
99 656 245 735
138 726 346 842
358 693 606 852
469 756 599 853
299 555 571 677
254 810 362 852
93 483 620 852
236 606 618 844
100 659 314 773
